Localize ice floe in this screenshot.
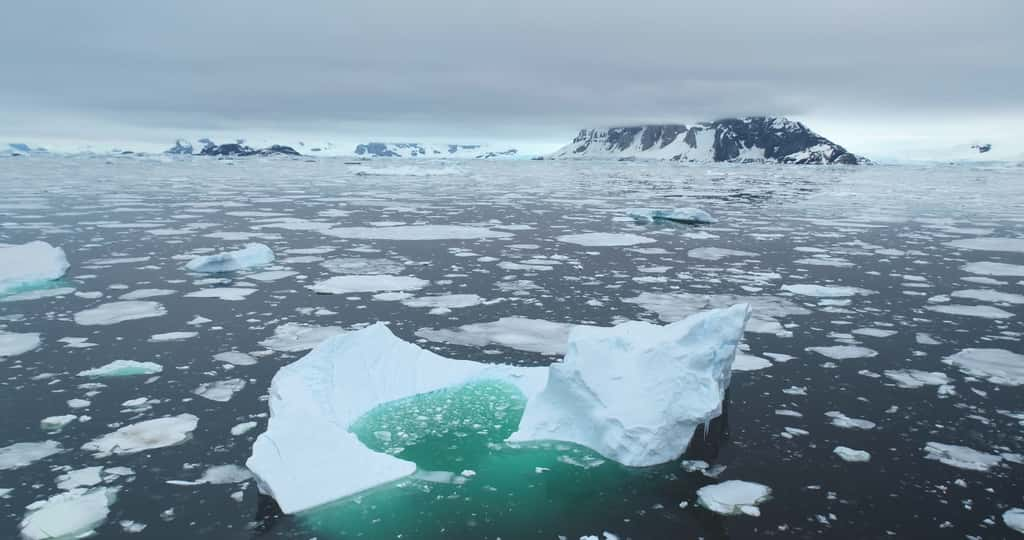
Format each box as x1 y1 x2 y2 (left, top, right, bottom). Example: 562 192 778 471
0 331 41 357
40 415 77 432
806 345 878 360
1004 508 1024 534
78 360 163 377
688 247 757 261
962 261 1024 277
82 414 198 457
167 464 252 486
73 301 167 326
624 292 809 337
696 480 771 516
626 207 715 224
149 331 198 342
0 441 62 470
945 237 1024 253
118 288 176 300
184 287 257 301
323 225 512 241
310 275 428 294
942 348 1024 386
950 288 1024 304
926 304 1014 319
833 446 871 462
214 351 258 366
782 284 874 298
401 293 485 314
825 411 876 430
260 323 347 352
0 241 69 296
19 487 117 540
416 317 575 355
883 369 951 389
923 442 1004 472
556 233 655 247
185 243 274 272
194 378 246 402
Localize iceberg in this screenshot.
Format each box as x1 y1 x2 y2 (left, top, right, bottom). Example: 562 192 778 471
77 360 163 377
247 304 750 514
508 304 750 466
627 207 716 225
185 243 274 273
0 241 69 296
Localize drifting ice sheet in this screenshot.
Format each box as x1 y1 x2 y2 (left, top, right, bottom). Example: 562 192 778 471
0 241 70 296
185 243 274 273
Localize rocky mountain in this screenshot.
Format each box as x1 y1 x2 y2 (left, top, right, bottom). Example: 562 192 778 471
165 139 301 157
354 142 519 159
548 116 866 164
971 143 992 154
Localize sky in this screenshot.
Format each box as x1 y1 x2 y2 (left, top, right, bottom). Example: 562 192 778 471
1 0 1021 159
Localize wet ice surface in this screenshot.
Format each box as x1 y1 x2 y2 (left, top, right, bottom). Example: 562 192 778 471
1 157 1023 539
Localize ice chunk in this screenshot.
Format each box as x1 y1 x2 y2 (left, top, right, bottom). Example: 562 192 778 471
626 207 715 225
416 317 576 355
167 464 252 486
508 304 751 466
40 415 77 432
19 487 116 540
696 480 771 516
1005 508 1024 534
0 331 40 357
184 287 256 301
73 301 166 326
883 369 951 388
926 304 1014 319
962 261 1024 277
118 288 176 300
310 275 428 294
231 421 258 436
78 360 163 377
782 284 874 297
624 292 808 337
732 353 772 371
825 411 876 430
945 237 1024 253
807 345 877 360
82 414 198 457
185 243 274 273
56 467 103 490
942 348 1024 386
923 442 1004 471
688 247 757 261
149 331 198 342
214 351 258 366
833 446 871 462
556 233 655 247
950 289 1024 304
260 322 347 352
0 241 69 296
246 323 547 513
0 441 62 470
401 293 485 314
323 225 512 241
194 378 246 402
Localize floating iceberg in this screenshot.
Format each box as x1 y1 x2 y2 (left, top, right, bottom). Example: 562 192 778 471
626 207 716 225
0 241 69 296
696 480 772 516
248 304 750 513
185 243 274 273
78 360 163 377
509 304 750 466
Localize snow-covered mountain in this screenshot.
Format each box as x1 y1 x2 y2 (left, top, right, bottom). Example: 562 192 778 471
354 142 519 159
548 116 867 164
5 143 48 156
164 139 301 157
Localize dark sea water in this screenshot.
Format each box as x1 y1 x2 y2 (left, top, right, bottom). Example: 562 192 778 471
1 157 1022 539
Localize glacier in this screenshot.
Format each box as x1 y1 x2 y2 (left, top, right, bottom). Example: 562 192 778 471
0 241 70 296
247 305 750 514
184 243 274 273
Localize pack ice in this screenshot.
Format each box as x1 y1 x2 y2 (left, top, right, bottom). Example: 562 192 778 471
0 241 69 296
185 243 274 272
247 304 750 513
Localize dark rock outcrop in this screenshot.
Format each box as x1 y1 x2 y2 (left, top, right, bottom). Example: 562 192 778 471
971 143 992 154
165 139 300 157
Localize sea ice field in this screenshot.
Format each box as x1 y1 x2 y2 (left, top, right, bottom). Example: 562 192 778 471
1 156 1023 539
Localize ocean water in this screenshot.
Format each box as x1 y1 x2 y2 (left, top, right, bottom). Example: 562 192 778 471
1 156 1022 539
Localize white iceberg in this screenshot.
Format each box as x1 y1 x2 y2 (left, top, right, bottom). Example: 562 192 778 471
0 331 41 357
696 480 771 516
19 487 117 540
82 414 198 457
509 304 750 466
185 243 274 273
626 207 715 225
0 241 69 296
78 360 163 377
248 304 750 513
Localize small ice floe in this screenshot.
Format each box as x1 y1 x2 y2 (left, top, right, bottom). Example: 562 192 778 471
118 288 176 300
781 284 874 298
167 464 252 486
0 331 40 357
149 331 198 342
626 207 715 225
73 301 167 326
260 323 347 352
806 345 878 360
942 348 1024 386
732 353 772 372
825 411 876 430
923 442 1005 472
687 247 757 261
624 292 808 338
945 237 1024 254
194 379 246 402
323 225 512 241
416 317 577 355
883 369 951 389
696 480 772 516
0 241 69 296
19 487 117 540
926 304 1014 319
41 415 78 432
1 286 76 303
244 270 297 282
310 275 428 294
401 293 486 314
833 446 871 462
185 243 274 273
555 232 655 247
214 351 258 366
852 328 898 338
322 256 405 275
1004 508 1024 534
0 440 62 470
184 287 257 301
56 467 104 490
950 288 1024 304
962 261 1024 277
78 360 163 377
231 421 258 436
82 414 198 457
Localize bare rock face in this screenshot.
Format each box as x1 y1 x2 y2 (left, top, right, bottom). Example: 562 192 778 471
551 116 868 164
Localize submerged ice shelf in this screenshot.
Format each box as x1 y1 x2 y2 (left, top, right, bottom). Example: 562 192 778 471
247 305 750 514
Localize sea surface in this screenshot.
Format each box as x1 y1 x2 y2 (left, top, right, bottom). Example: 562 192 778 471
1 157 1022 539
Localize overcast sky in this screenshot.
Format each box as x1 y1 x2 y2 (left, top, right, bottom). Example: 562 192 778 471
1 0 1021 158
